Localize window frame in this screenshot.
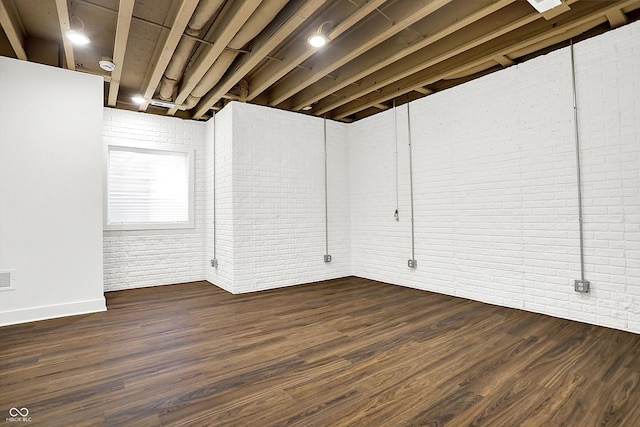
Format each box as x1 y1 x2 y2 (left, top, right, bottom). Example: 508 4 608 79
104 141 195 231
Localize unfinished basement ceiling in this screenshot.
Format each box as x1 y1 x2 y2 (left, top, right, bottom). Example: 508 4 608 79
1 0 638 122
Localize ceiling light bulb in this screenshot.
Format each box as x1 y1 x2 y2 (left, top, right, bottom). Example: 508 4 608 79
66 30 90 45
308 34 327 48
131 95 146 105
301 105 312 111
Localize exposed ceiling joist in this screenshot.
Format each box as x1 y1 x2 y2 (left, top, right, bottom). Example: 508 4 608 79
606 9 628 27
291 0 515 113
313 0 558 117
540 1 571 20
0 0 27 60
267 0 453 107
494 54 515 66
413 87 433 95
245 0 388 103
192 0 329 119
108 0 136 107
168 0 263 115
54 0 75 70
4 0 639 123
139 0 200 112
331 0 638 119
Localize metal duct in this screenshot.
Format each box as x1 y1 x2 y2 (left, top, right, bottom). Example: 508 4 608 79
159 0 226 101
181 0 289 109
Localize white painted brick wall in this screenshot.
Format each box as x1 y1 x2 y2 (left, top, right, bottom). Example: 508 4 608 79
575 21 640 331
99 21 638 334
230 102 351 293
205 106 235 292
349 20 640 333
103 108 206 291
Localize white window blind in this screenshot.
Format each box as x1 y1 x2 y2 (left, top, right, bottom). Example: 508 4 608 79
105 144 194 230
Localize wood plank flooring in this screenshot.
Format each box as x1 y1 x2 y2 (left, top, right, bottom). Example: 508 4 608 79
2 277 640 426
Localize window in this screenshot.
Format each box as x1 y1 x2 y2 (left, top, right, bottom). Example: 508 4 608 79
105 142 194 230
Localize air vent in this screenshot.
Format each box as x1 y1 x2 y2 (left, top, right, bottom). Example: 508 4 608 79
150 100 176 109
527 0 562 12
0 270 14 291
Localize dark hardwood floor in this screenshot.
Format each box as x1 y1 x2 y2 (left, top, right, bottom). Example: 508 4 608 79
2 277 640 426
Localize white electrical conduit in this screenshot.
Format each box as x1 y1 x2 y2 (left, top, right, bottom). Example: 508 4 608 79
571 39 588 290
407 101 417 268
324 116 331 263
394 99 399 221
212 114 218 268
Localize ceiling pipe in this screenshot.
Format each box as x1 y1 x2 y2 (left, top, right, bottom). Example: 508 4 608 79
180 0 289 110
158 0 225 101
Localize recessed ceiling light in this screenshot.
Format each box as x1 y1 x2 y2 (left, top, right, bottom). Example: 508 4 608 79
308 21 332 48
131 95 146 105
65 30 90 45
99 58 115 72
308 34 328 48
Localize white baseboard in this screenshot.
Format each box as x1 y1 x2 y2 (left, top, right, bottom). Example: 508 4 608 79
0 298 107 327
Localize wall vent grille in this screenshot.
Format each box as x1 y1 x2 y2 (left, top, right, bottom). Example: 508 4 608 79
0 271 14 291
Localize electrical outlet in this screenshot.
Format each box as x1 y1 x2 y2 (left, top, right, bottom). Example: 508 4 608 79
408 259 417 268
210 259 218 268
324 255 332 263
574 279 590 293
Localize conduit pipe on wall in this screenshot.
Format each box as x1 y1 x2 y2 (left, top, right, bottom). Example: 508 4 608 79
393 99 399 221
570 39 589 292
159 0 226 101
181 0 289 109
323 116 331 263
407 101 417 268
212 114 218 268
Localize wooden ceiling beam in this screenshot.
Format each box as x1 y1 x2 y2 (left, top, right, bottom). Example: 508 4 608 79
267 0 453 107
245 0 388 103
192 0 330 119
107 0 136 107
138 0 200 112
372 103 389 110
289 0 515 112
413 87 433 95
313 0 580 117
0 0 26 60
54 0 75 70
494 54 515 67
314 2 540 116
606 9 628 28
330 0 637 119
